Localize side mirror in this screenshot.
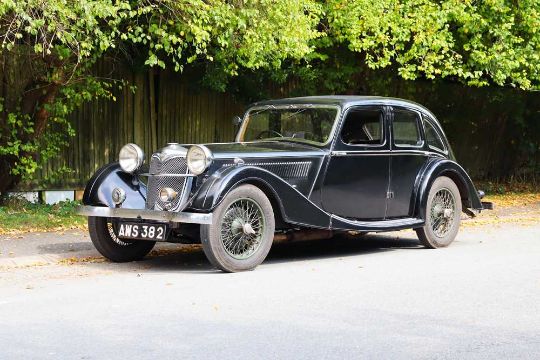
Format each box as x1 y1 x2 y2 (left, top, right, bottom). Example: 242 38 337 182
232 115 243 127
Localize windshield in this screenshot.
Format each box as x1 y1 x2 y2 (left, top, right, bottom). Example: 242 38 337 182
238 106 339 146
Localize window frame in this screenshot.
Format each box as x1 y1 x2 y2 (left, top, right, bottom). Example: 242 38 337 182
337 105 387 149
422 114 448 155
391 107 425 149
236 104 342 147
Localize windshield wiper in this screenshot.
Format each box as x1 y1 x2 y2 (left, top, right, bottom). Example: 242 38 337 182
258 137 321 147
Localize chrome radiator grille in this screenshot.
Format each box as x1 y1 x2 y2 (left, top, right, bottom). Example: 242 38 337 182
145 155 190 211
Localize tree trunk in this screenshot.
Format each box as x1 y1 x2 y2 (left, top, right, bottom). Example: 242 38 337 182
0 77 62 195
0 156 19 194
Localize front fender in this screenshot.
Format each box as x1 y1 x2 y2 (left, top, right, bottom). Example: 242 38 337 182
82 163 146 209
189 166 331 229
415 158 483 219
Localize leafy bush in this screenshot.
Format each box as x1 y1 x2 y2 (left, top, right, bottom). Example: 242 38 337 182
0 198 86 233
0 0 539 191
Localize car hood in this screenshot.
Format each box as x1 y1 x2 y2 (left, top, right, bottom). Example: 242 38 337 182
203 141 326 159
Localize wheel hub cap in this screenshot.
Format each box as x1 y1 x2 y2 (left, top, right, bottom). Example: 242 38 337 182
430 188 456 238
220 198 265 260
242 223 256 235
443 208 454 219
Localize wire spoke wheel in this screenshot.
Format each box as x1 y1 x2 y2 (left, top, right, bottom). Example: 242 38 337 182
416 176 462 248
219 198 266 260
201 184 275 272
429 188 456 238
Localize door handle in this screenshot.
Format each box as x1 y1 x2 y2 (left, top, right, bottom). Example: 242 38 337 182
331 151 347 157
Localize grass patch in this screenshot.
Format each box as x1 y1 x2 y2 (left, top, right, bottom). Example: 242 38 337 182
0 198 86 235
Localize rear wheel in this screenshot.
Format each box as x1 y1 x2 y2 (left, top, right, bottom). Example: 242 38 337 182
200 184 275 272
416 176 462 248
88 216 156 262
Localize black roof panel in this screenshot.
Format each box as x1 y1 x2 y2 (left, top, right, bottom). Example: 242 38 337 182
251 95 433 115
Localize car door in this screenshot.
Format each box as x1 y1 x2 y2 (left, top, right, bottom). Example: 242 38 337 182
386 106 429 218
321 105 390 220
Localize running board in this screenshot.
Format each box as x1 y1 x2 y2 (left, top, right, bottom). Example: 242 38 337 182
330 215 424 232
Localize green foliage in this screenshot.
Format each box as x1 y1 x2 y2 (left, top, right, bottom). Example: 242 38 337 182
124 0 321 90
1 0 540 189
325 0 540 89
0 0 321 188
0 1 124 187
0 78 114 180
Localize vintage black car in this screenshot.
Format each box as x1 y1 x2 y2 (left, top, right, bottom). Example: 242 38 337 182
78 96 492 272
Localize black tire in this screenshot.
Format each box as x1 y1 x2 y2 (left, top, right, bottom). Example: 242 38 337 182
416 176 462 248
200 184 275 272
88 216 156 262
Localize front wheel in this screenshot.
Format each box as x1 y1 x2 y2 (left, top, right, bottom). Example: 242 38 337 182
200 184 275 272
88 216 156 262
416 176 462 248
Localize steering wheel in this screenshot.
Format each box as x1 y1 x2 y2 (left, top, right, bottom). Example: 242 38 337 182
256 129 283 139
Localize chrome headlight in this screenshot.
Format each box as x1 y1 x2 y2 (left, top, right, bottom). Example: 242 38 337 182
187 145 213 175
119 143 144 173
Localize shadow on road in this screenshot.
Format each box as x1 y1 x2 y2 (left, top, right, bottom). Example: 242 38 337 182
37 242 94 254
266 233 422 265
97 232 424 273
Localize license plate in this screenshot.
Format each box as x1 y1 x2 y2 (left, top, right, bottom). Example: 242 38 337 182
117 222 167 241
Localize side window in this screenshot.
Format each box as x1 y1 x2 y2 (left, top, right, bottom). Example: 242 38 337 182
341 108 384 146
423 117 446 152
393 109 422 147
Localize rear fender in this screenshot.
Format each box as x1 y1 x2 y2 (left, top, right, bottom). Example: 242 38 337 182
82 163 146 209
189 166 331 229
415 159 482 219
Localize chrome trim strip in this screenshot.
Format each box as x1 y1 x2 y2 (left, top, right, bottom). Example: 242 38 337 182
307 157 326 199
151 147 188 162
77 206 213 224
139 173 196 177
331 214 424 230
216 151 324 159
331 149 443 157
174 176 193 212
222 161 311 167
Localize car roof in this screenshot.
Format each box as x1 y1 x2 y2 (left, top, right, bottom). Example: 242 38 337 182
251 95 435 117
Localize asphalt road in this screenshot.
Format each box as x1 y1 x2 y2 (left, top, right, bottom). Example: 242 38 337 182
1 210 539 359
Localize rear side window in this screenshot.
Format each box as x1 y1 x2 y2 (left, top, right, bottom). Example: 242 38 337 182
424 117 446 152
341 108 384 146
393 109 422 147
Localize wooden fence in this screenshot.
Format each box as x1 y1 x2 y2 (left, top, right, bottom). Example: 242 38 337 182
36 63 245 189
8 60 540 190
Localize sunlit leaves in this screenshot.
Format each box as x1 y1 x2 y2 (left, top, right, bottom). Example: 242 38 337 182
1 0 539 184
326 0 540 89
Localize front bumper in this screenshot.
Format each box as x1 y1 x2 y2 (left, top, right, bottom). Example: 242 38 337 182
77 206 213 224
